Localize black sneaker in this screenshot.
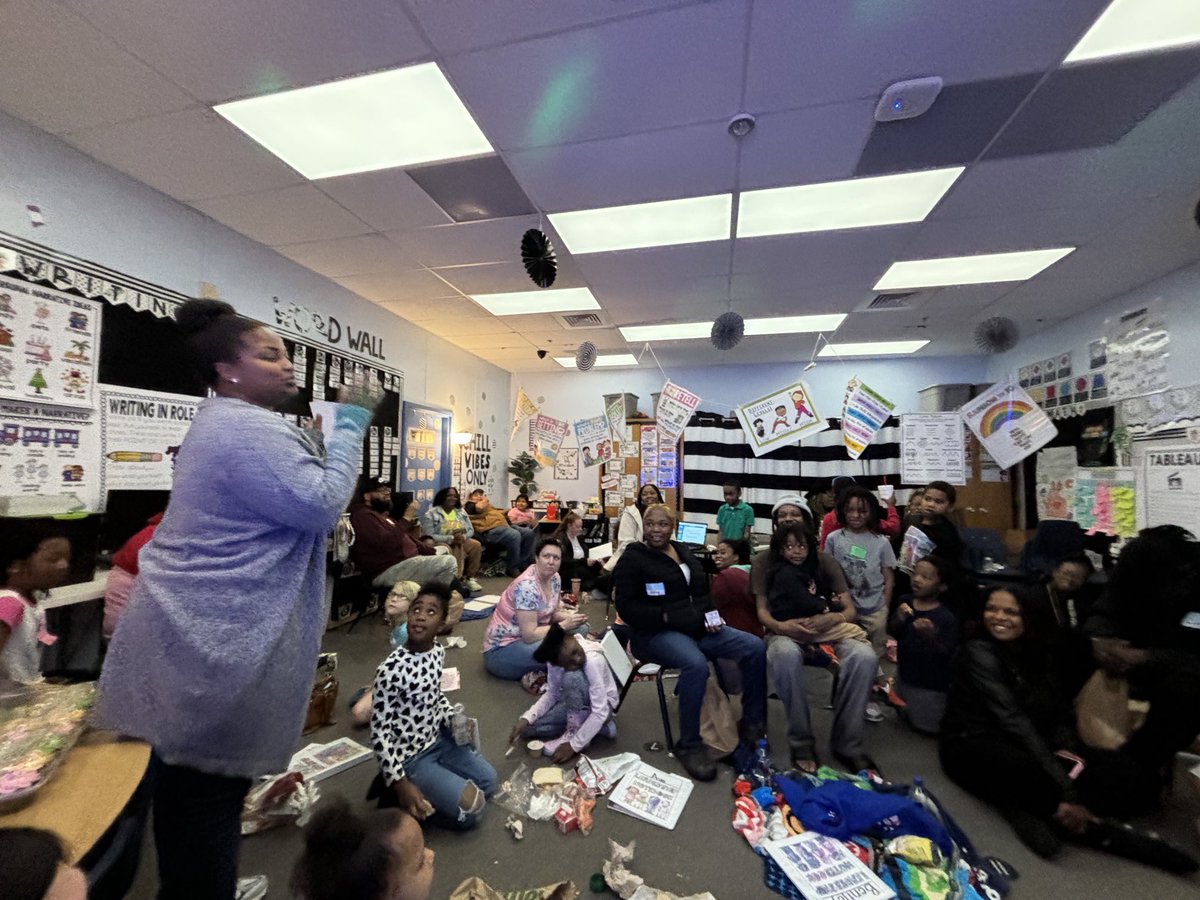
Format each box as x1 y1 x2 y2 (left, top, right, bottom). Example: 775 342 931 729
1000 807 1061 859
1078 818 1199 874
676 747 717 782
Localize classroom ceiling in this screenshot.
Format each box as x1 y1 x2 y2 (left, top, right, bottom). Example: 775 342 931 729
1 0 1199 373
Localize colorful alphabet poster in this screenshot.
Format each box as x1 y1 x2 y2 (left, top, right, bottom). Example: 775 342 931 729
573 415 612 467
533 413 570 468
654 381 701 443
842 380 894 460
0 274 102 409
0 398 100 513
98 386 199 496
960 381 1057 471
735 380 826 457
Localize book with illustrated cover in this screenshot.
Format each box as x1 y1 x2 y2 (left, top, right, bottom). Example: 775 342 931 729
606 761 693 830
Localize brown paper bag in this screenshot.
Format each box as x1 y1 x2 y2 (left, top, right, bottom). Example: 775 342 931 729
1075 670 1132 750
699 673 739 757
450 876 577 900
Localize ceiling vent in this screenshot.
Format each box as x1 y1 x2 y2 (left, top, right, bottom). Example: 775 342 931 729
555 312 607 329
865 292 918 311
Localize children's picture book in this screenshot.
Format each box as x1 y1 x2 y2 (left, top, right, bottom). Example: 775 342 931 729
764 832 895 900
607 761 694 829
287 738 373 782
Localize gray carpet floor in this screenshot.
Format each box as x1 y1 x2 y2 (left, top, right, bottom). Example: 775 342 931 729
126 578 1200 898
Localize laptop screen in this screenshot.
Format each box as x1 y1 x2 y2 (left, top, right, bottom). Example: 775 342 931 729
675 521 707 545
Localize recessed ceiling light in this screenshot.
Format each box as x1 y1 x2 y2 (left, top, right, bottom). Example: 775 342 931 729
819 340 929 357
469 287 599 316
553 353 639 368
737 167 964 238
1064 0 1200 64
548 194 732 254
874 248 1074 290
619 313 846 343
214 63 493 180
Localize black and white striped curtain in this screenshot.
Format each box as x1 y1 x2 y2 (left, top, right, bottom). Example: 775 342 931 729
681 410 911 533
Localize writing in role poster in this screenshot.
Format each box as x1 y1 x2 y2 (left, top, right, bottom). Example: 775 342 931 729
99 386 199 496
842 380 894 460
1141 445 1200 537
655 381 701 442
573 415 612 467
899 413 966 485
533 414 570 468
0 275 102 408
0 399 100 512
735 381 826 457
960 381 1057 471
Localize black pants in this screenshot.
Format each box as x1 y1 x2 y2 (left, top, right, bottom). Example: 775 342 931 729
151 754 252 900
1125 651 1200 770
940 734 1157 821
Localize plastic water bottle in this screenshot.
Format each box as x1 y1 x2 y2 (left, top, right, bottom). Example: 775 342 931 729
753 738 772 786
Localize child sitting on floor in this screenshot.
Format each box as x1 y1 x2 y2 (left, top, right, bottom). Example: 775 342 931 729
0 523 71 687
509 624 619 764
888 555 961 734
368 583 497 830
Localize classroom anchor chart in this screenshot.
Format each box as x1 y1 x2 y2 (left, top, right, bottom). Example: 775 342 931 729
98 386 199 498
0 398 100 512
0 274 101 408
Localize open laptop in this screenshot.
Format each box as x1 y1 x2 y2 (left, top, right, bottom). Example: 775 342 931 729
675 520 708 548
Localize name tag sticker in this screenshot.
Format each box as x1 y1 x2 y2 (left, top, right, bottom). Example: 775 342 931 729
646 582 666 596
849 545 868 561
1182 611 1200 630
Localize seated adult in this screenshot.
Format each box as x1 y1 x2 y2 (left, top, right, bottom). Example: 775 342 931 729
817 475 899 550
602 483 663 576
1084 525 1200 790
422 488 482 593
613 503 767 782
941 585 1188 866
467 490 536 576
103 509 164 639
554 511 602 594
482 538 587 680
349 477 457 590
753 519 877 774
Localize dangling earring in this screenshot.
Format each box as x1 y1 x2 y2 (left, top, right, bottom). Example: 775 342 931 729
230 377 239 384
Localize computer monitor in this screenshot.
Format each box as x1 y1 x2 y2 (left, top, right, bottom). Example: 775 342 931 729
675 521 707 545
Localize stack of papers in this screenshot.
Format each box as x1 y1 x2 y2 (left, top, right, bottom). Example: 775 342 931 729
607 761 693 830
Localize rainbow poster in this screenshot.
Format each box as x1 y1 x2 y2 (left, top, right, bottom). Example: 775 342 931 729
960 381 1057 471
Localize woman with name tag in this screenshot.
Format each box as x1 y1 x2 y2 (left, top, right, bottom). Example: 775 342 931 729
613 504 767 782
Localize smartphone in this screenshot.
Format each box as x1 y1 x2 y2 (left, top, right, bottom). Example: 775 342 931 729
704 610 723 629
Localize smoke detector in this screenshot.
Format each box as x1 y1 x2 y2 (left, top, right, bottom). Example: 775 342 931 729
874 77 944 122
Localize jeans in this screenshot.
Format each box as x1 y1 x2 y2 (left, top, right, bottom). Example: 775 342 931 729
372 554 458 589
478 525 537 570
151 754 252 900
484 639 542 680
629 626 767 750
403 731 498 830
766 634 875 759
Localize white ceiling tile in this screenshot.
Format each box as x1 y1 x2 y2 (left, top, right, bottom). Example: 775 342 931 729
737 101 878 190
733 228 919 290
434 260 584 295
315 169 454 232
374 297 465 322
422 317 517 338
191 185 370 245
334 270 459 305
744 0 1110 112
274 234 415 278
390 216 537 268
62 0 432 103
64 108 304 201
906 206 1127 260
442 1 747 150
0 0 195 135
505 121 737 210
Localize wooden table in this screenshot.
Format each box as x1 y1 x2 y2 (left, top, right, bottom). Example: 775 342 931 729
0 730 151 863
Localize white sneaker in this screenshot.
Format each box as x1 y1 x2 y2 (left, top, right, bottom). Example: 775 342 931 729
465 578 483 592
864 701 884 723
236 876 269 900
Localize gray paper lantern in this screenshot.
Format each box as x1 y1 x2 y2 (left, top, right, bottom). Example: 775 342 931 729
575 341 597 371
711 311 745 350
974 316 1020 354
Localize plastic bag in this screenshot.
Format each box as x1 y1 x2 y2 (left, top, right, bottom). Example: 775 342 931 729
1075 670 1132 750
493 763 534 817
240 773 319 834
897 526 935 574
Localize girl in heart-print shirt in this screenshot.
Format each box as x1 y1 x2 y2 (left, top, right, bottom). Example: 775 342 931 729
369 583 497 829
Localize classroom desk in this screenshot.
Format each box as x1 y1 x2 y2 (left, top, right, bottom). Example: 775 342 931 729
0 730 151 864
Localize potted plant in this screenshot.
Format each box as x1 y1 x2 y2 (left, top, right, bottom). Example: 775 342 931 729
507 451 540 498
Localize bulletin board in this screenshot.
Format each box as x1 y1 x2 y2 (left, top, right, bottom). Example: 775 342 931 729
399 402 453 515
0 231 404 520
599 420 681 520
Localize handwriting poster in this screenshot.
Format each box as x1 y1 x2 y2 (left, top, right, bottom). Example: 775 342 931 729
99 386 199 496
735 380 826 457
0 398 100 512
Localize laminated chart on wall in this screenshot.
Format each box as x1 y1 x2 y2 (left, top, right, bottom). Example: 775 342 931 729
656 429 678 488
899 413 966 485
98 386 199 499
0 274 102 408
734 380 826 457
1074 468 1137 538
1106 303 1169 401
639 425 658 485
960 381 1057 470
841 380 894 460
1035 446 1077 521
0 398 99 513
573 415 611 467
1140 444 1200 537
399 403 452 511
553 447 579 481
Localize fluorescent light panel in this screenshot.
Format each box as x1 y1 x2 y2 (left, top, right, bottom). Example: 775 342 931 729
874 248 1074 290
553 353 639 368
819 340 929 357
1064 0 1200 64
214 63 493 179
469 287 598 316
619 313 846 343
737 167 964 238
548 194 732 254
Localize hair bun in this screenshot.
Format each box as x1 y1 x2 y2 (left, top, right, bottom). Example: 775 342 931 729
175 298 238 337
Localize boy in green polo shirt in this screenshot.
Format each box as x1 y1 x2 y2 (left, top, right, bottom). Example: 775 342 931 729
716 481 755 542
